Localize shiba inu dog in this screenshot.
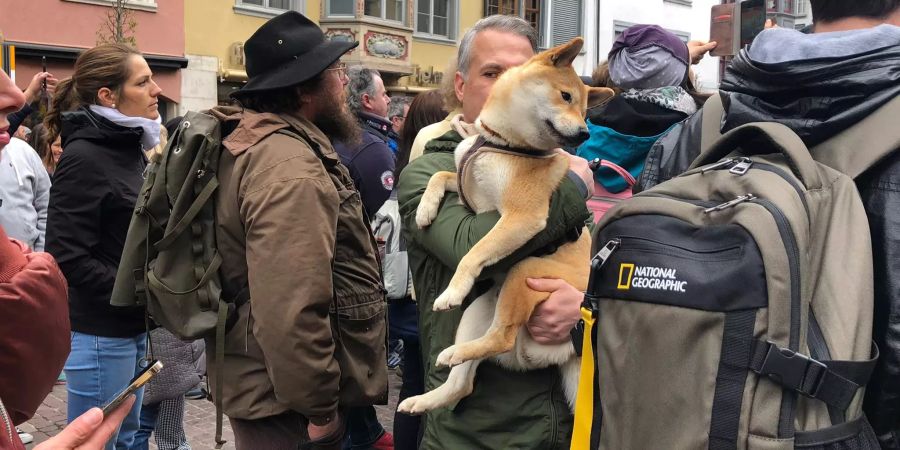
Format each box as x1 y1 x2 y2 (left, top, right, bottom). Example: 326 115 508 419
397 37 615 415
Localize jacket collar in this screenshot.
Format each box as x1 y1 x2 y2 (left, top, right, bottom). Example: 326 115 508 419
61 107 144 150
219 107 338 163
358 111 392 141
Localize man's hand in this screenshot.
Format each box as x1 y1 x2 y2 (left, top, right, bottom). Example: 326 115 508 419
687 40 717 64
35 396 134 449
23 72 58 104
559 150 594 198
307 412 341 441
526 278 583 345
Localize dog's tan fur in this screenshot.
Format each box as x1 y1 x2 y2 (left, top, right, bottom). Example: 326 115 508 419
398 38 614 415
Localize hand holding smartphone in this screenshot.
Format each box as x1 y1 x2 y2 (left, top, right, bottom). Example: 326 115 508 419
101 360 162 416
710 0 767 58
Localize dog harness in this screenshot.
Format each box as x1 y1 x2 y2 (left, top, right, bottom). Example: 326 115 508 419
456 133 557 211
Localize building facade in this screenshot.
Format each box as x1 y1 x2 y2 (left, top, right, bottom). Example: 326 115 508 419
0 0 187 121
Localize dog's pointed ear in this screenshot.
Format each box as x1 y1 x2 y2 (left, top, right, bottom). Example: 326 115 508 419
586 87 616 109
546 37 584 68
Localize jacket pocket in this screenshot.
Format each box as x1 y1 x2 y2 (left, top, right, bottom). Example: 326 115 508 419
331 290 388 407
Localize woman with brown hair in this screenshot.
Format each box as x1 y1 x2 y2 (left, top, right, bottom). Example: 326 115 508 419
44 42 162 450
395 89 448 180
29 124 63 175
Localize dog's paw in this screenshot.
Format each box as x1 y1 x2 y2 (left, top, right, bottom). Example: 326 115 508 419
436 345 458 367
397 395 432 416
432 289 464 311
415 200 439 229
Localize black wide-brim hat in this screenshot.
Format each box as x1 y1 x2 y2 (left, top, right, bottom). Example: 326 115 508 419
232 11 358 98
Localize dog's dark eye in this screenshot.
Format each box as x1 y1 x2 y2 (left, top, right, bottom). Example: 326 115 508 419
561 91 573 103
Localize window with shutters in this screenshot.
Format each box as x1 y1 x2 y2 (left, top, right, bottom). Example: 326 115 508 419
483 0 547 47
416 0 457 40
550 0 582 47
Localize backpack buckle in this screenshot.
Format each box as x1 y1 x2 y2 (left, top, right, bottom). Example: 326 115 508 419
756 341 827 398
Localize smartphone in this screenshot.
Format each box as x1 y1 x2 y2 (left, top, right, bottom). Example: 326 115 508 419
41 56 47 90
710 0 767 58
739 0 766 48
101 360 163 416
710 3 736 57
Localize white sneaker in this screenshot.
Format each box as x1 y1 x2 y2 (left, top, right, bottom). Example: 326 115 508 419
16 427 33 445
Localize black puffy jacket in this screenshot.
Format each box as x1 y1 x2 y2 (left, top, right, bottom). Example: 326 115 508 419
45 107 148 338
636 32 900 447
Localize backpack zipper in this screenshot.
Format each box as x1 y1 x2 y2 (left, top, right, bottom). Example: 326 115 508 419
0 397 13 444
700 158 810 217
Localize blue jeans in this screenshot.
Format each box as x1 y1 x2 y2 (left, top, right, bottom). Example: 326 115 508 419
133 401 159 450
64 331 147 450
343 406 385 449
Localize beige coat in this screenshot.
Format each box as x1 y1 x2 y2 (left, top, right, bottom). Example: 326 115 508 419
210 107 387 423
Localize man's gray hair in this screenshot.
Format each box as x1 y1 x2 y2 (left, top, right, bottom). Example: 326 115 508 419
457 15 538 80
346 66 382 115
388 96 410 119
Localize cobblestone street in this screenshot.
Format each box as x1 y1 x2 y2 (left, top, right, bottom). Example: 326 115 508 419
21 370 402 449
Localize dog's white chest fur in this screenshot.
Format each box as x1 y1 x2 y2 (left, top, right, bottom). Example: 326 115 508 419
454 136 516 214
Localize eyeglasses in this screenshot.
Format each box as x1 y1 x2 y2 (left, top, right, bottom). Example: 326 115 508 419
326 62 348 78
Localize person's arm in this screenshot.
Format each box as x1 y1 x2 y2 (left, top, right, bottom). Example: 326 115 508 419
397 152 591 281
30 151 51 252
6 103 32 138
351 141 395 217
240 137 341 422
0 227 70 424
44 148 116 294
861 178 900 440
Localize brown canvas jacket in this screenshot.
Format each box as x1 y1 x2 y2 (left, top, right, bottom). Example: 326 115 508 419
209 107 387 422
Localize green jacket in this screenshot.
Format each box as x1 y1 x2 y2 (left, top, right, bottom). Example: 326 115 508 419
397 130 591 450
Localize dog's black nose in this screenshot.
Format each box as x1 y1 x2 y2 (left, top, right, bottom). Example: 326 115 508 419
575 130 590 144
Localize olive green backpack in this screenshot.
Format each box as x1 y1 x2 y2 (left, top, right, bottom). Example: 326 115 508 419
572 117 900 449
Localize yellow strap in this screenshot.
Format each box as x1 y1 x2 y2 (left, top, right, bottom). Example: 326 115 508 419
571 307 596 450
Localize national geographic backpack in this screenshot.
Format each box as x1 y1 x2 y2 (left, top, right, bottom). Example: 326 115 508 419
572 122 882 449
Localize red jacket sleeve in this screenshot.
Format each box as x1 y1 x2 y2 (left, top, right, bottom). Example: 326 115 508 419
0 226 70 425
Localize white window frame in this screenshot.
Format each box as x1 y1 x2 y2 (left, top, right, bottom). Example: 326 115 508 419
414 0 459 43
62 0 157 13
364 0 407 24
234 0 304 19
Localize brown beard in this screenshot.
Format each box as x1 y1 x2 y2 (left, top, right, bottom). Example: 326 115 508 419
313 93 361 146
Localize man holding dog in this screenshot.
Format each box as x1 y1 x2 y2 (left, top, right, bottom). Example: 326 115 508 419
396 15 593 449
210 12 387 450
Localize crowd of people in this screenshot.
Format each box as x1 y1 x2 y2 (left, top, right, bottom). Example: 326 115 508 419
1 0 899 449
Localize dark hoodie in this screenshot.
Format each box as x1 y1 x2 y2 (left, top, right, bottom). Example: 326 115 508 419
45 107 147 338
333 111 396 218
637 25 900 445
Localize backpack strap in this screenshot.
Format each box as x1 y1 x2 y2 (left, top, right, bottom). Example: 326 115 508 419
748 340 879 411
699 92 725 154
811 95 900 179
